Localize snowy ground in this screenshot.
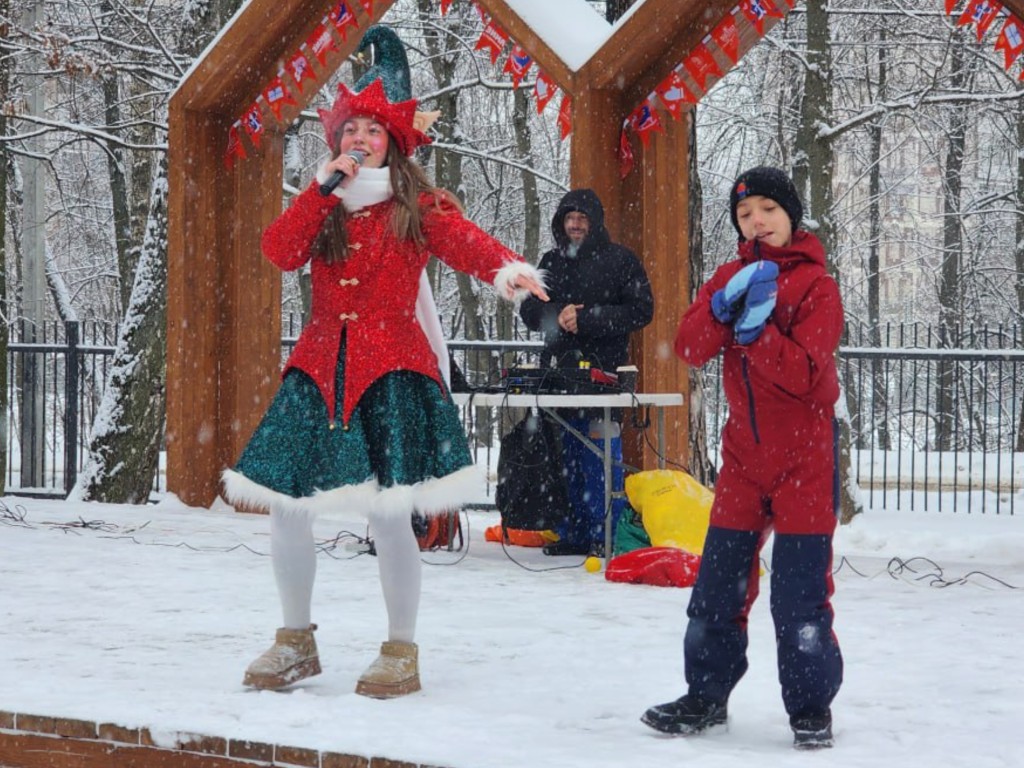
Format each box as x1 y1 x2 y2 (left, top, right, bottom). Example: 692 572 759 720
1 493 1022 768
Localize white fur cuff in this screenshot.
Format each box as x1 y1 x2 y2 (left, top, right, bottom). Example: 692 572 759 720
493 261 546 302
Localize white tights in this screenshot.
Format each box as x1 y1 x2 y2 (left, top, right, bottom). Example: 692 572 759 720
269 503 422 642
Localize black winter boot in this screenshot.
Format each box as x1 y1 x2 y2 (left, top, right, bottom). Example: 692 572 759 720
641 694 728 735
791 711 833 750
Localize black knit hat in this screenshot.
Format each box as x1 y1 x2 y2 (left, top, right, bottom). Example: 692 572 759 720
729 166 803 239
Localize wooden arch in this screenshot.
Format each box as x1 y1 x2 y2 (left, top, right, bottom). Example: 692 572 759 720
167 0 788 508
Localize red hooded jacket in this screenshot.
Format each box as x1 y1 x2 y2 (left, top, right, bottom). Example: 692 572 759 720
675 231 842 448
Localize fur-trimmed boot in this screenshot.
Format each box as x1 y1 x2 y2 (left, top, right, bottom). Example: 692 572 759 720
355 640 421 698
243 624 321 690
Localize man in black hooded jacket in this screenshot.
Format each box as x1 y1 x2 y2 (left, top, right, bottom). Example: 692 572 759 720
519 189 654 555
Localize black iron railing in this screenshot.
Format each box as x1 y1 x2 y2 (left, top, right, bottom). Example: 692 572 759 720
4 318 1021 514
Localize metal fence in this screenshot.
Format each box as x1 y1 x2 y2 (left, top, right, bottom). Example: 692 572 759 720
4 318 1022 514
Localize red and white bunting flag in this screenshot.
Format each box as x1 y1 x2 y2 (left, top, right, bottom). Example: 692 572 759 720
287 50 318 93
945 0 958 13
440 0 454 14
242 102 265 149
475 20 509 65
740 0 784 35
358 0 374 16
224 121 247 170
262 75 297 121
957 0 1002 41
534 70 557 113
307 21 338 66
503 44 533 88
557 93 573 140
329 3 360 41
474 2 488 23
629 99 664 147
656 69 695 120
618 121 635 179
683 39 722 92
995 16 1024 69
712 11 741 64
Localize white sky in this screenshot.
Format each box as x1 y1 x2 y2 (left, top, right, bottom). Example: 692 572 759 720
2 492 1022 767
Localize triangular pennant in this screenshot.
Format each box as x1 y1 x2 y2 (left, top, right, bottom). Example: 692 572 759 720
618 122 635 179
655 69 695 120
307 21 338 66
683 39 723 92
262 75 298 121
503 44 533 88
557 93 573 140
440 0 454 14
328 3 360 42
475 19 509 65
957 0 1002 41
241 101 265 149
534 70 557 113
224 121 247 170
287 50 318 93
740 0 784 35
358 0 374 16
629 99 664 147
945 0 958 13
995 16 1024 69
712 11 741 64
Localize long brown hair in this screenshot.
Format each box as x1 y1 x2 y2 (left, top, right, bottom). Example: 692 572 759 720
315 139 464 264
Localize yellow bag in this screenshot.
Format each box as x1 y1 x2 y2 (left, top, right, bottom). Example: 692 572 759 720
624 470 713 555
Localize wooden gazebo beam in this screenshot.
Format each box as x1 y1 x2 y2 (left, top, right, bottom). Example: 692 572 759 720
168 0 788 506
580 0 733 91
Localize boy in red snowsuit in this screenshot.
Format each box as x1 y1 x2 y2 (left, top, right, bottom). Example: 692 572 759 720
642 167 844 749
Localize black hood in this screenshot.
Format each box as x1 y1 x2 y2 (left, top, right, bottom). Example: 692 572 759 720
551 188 610 252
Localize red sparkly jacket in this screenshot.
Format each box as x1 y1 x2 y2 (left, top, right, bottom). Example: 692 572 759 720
261 182 523 426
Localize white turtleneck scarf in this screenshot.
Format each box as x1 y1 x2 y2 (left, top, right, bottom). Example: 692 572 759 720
317 163 451 387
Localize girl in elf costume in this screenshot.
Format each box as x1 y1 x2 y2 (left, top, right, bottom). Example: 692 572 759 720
221 55 547 698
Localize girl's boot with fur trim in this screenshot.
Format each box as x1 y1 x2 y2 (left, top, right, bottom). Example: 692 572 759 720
243 625 321 690
355 640 420 698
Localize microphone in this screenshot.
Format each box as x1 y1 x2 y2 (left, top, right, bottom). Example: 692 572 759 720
319 150 366 196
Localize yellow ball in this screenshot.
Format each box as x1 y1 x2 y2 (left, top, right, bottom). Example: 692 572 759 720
584 556 602 573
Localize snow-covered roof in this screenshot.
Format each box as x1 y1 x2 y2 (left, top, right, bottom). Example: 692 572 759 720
502 0 612 71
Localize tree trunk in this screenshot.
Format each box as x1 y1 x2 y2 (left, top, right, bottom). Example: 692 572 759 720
936 38 969 452
501 85 540 352
686 108 714 487
0 0 10 495
70 157 168 502
420 0 484 346
798 0 862 522
1016 90 1024 452
605 0 635 22
100 1 134 314
866 29 890 452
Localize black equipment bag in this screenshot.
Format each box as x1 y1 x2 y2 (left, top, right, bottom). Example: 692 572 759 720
495 411 569 531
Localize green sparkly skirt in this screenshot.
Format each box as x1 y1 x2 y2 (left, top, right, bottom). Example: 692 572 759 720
227 342 475 515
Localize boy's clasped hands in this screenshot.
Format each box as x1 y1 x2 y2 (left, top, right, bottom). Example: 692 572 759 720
710 260 779 345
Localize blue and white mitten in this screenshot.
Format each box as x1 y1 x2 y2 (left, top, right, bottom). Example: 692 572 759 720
711 260 779 324
734 277 778 345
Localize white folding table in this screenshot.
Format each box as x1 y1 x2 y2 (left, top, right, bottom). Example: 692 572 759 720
452 392 684 558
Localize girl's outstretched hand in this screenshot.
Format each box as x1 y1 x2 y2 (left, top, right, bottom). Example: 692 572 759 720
511 275 549 301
